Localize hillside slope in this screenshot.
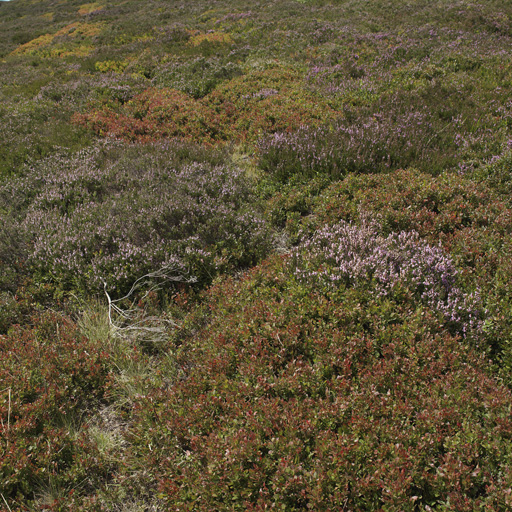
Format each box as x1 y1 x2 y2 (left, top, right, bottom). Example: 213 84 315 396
2 0 512 509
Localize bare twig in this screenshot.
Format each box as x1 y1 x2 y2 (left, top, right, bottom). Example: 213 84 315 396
1 493 12 512
102 266 196 342
7 388 10 436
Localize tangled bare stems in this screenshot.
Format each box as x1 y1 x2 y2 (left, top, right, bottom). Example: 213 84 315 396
102 266 196 344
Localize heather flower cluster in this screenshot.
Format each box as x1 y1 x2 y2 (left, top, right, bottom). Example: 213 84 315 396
258 109 459 181
8 141 270 293
292 218 483 337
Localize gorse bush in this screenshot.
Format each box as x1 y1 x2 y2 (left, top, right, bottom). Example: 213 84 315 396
2 140 270 294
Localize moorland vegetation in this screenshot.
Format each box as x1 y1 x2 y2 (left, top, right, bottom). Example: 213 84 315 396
2 0 512 509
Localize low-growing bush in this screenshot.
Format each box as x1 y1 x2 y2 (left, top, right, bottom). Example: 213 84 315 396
73 87 222 145
10 21 104 58
125 253 512 510
0 311 111 508
153 56 243 99
203 66 339 144
307 169 508 240
291 217 483 338
3 140 270 295
75 67 340 146
257 108 459 182
0 213 28 293
301 169 512 374
0 97 93 178
259 59 512 182
472 149 512 201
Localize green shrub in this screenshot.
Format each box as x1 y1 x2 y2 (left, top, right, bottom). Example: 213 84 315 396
126 254 512 510
0 311 111 508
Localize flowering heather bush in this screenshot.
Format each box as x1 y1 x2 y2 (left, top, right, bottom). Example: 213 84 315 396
258 28 512 181
292 218 483 338
258 106 461 181
0 208 29 294
4 140 269 294
302 169 512 296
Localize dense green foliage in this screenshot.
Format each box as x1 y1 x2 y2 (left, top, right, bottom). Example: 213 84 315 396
1 0 512 509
